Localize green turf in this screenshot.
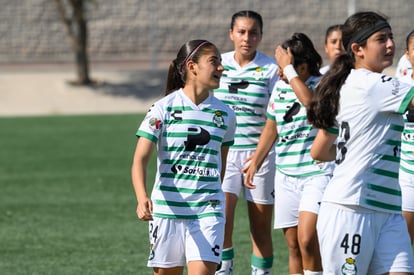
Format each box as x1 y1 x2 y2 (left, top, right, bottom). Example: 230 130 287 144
0 114 288 274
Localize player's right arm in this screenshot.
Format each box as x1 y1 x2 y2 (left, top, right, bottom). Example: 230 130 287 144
243 118 278 189
131 137 155 221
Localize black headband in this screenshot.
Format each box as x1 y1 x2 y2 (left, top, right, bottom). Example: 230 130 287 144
346 20 391 53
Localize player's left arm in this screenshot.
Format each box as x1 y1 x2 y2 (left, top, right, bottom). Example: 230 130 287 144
311 129 337 161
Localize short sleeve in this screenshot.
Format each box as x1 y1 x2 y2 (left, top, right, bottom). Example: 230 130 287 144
136 103 164 143
372 75 414 114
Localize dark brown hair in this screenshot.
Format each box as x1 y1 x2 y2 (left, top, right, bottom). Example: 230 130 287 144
307 11 389 129
230 10 263 34
165 40 215 95
282 32 322 76
324 24 344 44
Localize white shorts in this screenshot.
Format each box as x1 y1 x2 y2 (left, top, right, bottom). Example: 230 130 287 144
147 216 225 268
221 149 275 204
274 170 330 229
317 202 414 274
400 169 414 211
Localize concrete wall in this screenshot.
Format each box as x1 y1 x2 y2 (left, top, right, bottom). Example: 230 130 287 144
1 0 413 66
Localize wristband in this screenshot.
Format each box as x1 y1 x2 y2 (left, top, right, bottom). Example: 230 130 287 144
283 64 298 82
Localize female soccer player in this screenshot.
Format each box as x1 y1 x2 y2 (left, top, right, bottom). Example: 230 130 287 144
395 53 412 78
307 11 414 274
244 32 332 275
131 39 236 275
320 24 345 75
398 30 414 244
213 10 279 275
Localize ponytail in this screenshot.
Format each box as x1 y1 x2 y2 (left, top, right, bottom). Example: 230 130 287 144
307 54 353 129
165 59 184 95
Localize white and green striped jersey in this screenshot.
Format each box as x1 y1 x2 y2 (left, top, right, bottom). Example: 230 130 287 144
213 51 279 150
325 69 414 214
395 54 413 78
267 75 332 177
137 89 236 219
398 74 414 178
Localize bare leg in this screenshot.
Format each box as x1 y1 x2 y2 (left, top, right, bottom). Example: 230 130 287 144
247 201 273 257
283 226 303 274
188 260 218 275
223 192 238 249
153 266 184 275
298 211 322 272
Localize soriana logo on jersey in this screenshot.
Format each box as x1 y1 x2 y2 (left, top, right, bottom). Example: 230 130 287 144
171 164 220 177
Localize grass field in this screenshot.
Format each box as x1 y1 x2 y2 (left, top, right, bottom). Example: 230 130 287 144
0 114 288 274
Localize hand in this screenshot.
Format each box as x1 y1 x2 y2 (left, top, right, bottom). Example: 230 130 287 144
242 154 257 189
136 198 153 221
275 45 294 70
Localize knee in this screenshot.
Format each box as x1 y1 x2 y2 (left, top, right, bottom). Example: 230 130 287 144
298 233 318 254
285 238 301 255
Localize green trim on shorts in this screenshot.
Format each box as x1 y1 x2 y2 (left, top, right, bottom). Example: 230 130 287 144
251 254 273 269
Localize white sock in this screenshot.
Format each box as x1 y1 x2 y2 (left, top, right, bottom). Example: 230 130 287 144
303 271 323 275
251 266 271 275
215 259 233 275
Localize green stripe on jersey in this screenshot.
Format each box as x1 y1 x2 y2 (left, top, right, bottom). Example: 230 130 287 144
157 185 219 194
367 183 401 196
364 199 401 211
163 146 218 155
154 212 223 219
371 168 399 179
160 173 220 182
165 118 228 129
400 164 414 175
136 130 158 143
398 87 414 114
214 89 267 98
217 100 264 108
278 148 310 157
154 199 214 207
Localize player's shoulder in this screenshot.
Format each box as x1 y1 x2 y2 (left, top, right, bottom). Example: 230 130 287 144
399 74 414 85
221 51 235 64
347 69 401 95
349 68 384 83
150 89 182 110
255 51 276 64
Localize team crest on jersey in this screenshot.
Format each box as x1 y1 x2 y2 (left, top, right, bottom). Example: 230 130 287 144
253 67 264 80
213 111 224 128
148 116 162 130
341 257 357 275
